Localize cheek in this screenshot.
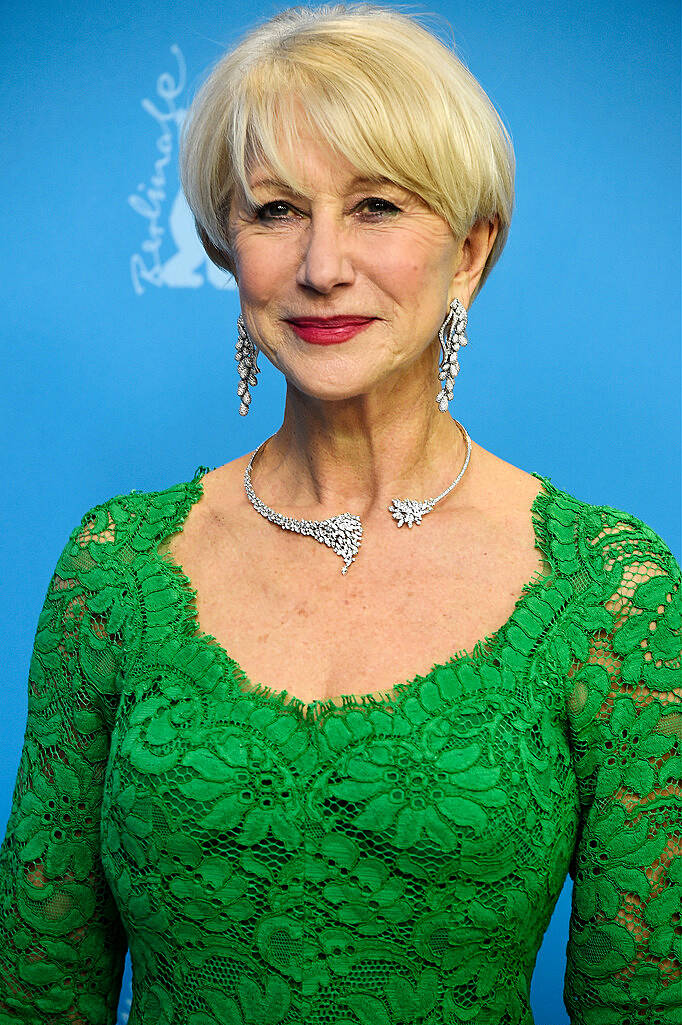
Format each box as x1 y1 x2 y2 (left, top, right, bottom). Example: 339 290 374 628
237 257 286 306
371 257 436 306
232 233 276 288
370 234 441 284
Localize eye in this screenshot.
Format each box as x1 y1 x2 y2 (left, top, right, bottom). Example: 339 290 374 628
254 201 293 220
360 198 400 218
254 197 400 222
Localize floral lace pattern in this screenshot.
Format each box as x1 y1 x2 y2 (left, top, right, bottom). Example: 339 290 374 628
0 467 679 1024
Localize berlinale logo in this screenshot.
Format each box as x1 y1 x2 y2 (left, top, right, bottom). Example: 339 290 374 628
128 45 236 296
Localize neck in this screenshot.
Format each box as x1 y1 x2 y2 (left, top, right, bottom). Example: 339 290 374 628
251 389 473 524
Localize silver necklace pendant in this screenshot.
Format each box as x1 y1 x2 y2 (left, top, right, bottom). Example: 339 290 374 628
388 496 436 528
313 512 363 576
244 419 472 574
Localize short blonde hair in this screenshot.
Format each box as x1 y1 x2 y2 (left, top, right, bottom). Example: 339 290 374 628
179 2 515 302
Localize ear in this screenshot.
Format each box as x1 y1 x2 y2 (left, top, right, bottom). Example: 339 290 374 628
450 215 500 306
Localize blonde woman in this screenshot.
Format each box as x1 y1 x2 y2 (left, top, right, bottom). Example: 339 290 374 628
1 4 680 1024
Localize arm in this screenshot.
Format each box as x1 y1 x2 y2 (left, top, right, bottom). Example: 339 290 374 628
0 502 128 1024
564 508 682 1022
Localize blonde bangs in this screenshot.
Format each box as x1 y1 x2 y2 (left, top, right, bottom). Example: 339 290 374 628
179 4 515 300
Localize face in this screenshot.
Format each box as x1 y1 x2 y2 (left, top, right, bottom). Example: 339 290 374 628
227 127 468 406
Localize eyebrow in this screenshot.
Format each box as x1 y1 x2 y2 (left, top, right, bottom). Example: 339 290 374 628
249 174 396 192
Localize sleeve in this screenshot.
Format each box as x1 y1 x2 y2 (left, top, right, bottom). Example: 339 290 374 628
0 501 128 1024
563 507 682 1023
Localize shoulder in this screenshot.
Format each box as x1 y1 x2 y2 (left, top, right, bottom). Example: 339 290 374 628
579 496 680 616
528 473 680 596
56 466 208 572
569 480 676 571
473 435 679 598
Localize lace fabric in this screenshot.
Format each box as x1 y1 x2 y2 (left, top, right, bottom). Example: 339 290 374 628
0 466 679 1024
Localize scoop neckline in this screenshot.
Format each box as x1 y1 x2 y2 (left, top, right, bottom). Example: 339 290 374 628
155 465 561 725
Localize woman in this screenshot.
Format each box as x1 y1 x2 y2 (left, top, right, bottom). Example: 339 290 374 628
0 4 680 1024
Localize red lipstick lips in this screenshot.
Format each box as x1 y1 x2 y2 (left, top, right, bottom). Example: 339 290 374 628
287 316 376 345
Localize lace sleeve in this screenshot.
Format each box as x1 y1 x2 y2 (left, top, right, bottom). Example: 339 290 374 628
564 508 682 1022
0 504 127 1024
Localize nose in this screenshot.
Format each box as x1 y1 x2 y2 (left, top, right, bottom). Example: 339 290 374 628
295 213 355 292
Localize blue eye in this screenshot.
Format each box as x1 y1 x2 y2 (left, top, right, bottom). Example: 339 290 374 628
254 197 399 221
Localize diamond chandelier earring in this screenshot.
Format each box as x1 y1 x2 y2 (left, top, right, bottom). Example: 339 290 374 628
435 296 468 412
235 296 468 417
235 314 262 417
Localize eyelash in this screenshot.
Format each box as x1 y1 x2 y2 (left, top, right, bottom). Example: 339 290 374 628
254 197 400 222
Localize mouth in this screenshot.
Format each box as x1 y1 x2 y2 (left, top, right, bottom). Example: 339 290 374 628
286 316 376 327
286 318 376 345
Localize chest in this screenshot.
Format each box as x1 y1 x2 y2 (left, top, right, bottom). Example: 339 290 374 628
159 483 551 706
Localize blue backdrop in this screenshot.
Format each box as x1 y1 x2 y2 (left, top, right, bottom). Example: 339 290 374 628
1 2 679 1022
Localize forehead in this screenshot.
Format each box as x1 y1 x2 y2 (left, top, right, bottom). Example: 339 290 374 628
249 172 397 191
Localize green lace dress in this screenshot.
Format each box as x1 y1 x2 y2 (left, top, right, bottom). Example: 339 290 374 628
0 468 680 1025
